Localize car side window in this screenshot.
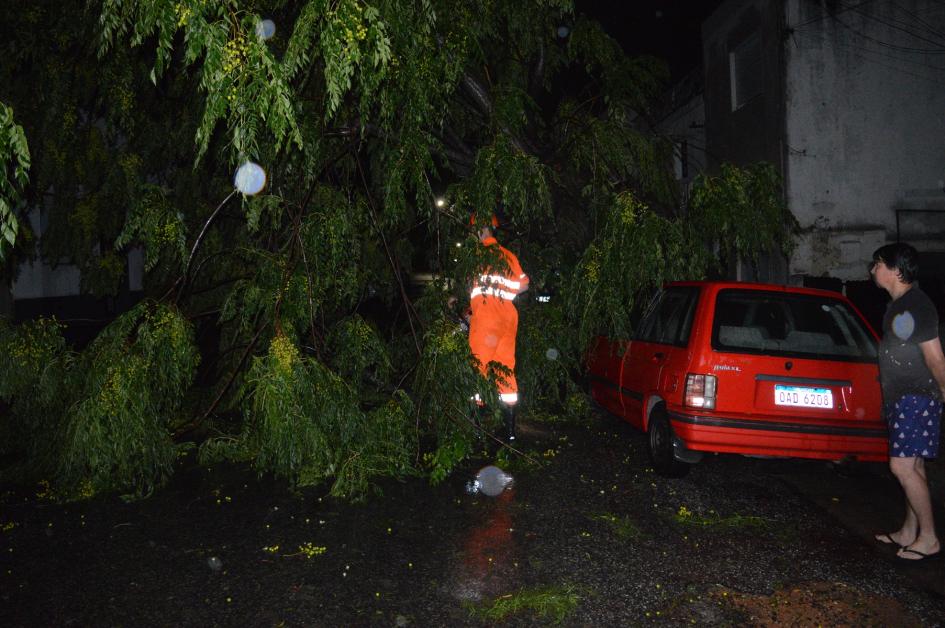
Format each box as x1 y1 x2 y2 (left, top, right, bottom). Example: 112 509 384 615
635 291 663 341
637 288 698 346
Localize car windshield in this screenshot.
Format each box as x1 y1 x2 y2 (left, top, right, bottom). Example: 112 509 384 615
712 289 878 361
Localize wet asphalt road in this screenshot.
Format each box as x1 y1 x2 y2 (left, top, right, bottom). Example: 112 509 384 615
1 408 943 626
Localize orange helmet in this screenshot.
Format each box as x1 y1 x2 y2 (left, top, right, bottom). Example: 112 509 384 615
469 213 499 228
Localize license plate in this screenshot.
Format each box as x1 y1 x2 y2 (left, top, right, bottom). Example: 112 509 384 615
774 385 833 409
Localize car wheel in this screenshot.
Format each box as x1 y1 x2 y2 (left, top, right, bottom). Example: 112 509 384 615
647 406 690 478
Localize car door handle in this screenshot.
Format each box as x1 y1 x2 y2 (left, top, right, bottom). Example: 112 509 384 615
650 352 665 363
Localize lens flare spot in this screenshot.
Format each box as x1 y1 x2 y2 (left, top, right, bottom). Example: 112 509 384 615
476 465 513 497
255 19 276 40
892 311 915 340
545 347 559 361
234 161 267 195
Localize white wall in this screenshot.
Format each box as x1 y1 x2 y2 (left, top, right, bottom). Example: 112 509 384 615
11 207 82 300
11 206 146 300
784 0 945 280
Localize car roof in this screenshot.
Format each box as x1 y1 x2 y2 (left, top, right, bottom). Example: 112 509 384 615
664 280 851 300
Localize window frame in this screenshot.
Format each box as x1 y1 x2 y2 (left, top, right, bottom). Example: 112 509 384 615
636 286 700 348
711 289 879 362
729 32 763 112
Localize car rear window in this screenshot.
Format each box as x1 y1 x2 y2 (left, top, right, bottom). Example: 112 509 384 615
711 289 878 361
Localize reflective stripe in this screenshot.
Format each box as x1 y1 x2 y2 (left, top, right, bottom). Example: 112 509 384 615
499 392 519 404
478 274 521 290
470 286 517 301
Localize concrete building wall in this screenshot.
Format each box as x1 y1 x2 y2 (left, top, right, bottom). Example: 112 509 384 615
11 206 145 301
783 0 945 280
11 207 82 300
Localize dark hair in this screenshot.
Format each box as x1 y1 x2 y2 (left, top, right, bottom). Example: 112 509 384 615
872 242 919 283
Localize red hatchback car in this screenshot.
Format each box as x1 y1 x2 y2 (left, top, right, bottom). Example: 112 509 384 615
587 281 887 476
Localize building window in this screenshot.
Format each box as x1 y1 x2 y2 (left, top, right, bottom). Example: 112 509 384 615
729 32 762 111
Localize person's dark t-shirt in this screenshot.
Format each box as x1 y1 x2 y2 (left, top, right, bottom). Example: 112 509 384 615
878 286 941 403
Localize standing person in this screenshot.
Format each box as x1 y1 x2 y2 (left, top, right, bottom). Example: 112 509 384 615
468 213 529 441
870 243 944 561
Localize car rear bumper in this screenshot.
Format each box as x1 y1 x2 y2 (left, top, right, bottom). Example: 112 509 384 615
668 410 889 462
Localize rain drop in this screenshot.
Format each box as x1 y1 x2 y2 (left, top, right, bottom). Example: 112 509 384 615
255 19 276 40
892 311 915 340
557 25 570 39
476 465 512 497
234 161 267 195
207 556 223 571
545 347 559 361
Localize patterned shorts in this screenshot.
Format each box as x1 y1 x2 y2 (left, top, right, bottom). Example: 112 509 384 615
885 395 941 458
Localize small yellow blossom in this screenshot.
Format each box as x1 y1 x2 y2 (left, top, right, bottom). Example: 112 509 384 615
297 542 326 558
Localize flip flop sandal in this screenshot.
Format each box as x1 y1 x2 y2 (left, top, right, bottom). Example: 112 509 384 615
896 548 942 562
875 533 902 547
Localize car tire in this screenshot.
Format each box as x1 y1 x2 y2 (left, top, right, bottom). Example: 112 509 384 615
647 406 690 478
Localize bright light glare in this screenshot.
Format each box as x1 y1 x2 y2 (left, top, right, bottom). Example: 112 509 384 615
234 161 267 195
435 197 446 208
256 19 276 40
455 242 462 248
476 465 512 496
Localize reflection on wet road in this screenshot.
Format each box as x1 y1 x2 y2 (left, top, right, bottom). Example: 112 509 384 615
455 483 517 602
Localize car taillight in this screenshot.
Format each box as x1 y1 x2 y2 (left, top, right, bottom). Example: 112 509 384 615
685 374 717 410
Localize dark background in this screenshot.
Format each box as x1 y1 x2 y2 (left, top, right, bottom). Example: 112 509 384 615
578 0 724 78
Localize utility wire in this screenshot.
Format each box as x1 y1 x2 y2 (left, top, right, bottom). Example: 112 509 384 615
833 14 945 52
794 0 945 53
844 1 945 48
792 34 945 87
888 1 945 43
793 0 878 28
792 27 945 73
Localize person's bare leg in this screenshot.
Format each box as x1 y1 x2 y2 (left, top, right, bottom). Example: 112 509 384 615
875 501 917 546
890 457 941 558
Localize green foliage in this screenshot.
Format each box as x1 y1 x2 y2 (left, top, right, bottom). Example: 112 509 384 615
325 315 391 396
590 512 643 540
516 302 581 412
98 0 305 166
689 162 799 266
0 302 199 497
0 1 800 502
59 301 200 497
114 184 188 273
674 505 768 529
470 585 581 624
567 191 711 346
0 102 30 262
464 134 553 228
212 333 413 498
412 318 486 482
0 318 74 475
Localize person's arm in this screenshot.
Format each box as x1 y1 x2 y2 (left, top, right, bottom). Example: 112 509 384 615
919 337 945 399
518 272 529 294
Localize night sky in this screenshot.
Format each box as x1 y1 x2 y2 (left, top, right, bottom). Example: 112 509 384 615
579 0 724 78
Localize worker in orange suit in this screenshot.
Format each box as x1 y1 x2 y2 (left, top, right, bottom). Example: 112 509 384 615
467 213 529 442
